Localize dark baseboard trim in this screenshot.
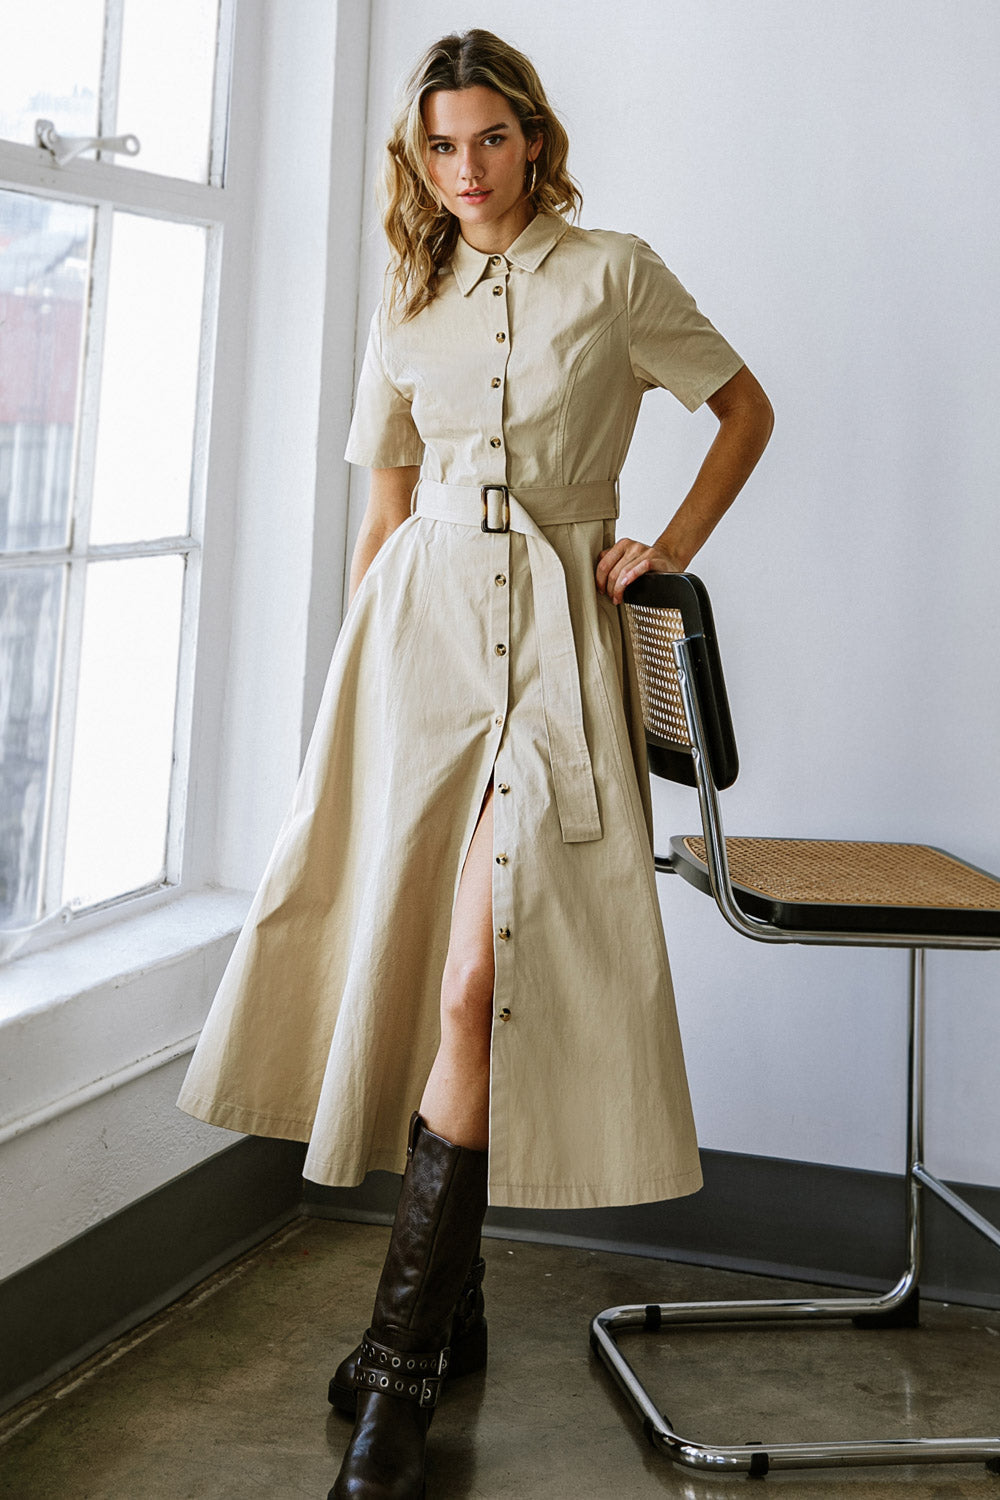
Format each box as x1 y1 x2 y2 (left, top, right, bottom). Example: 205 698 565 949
3 1140 996 1419
305 1148 1000 1312
0 1135 307 1417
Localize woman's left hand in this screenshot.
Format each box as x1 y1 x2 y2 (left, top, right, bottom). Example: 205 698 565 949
595 539 683 606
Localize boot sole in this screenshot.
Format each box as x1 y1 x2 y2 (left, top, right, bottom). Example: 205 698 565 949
327 1320 488 1416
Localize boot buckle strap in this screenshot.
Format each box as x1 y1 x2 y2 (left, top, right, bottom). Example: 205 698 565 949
418 1375 441 1408
353 1366 443 1408
355 1334 450 1407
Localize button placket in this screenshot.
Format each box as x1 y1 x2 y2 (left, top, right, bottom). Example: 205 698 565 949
485 261 510 466
484 257 511 741
490 525 513 1009
489 529 511 740
481 259 514 1021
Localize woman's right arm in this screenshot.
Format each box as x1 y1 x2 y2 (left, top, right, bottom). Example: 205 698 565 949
348 465 421 606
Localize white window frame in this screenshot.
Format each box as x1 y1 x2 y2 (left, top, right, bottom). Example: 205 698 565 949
0 0 238 929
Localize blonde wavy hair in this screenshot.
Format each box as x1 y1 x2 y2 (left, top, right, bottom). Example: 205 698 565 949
380 29 581 320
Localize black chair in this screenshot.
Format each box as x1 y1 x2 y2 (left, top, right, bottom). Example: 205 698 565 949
589 571 1000 1477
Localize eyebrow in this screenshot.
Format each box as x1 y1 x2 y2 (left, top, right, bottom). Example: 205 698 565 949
426 122 510 142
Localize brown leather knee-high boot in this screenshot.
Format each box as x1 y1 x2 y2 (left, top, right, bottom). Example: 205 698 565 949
328 1112 488 1500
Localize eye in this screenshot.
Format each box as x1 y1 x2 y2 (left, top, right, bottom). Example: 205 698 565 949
483 134 507 147
430 142 454 154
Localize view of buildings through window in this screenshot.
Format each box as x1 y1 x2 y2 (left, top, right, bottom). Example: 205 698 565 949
0 0 227 932
0 192 90 925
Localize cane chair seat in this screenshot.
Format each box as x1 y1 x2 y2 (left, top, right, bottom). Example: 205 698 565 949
673 835 1000 937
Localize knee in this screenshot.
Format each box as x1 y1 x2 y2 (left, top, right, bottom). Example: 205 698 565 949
440 952 494 1036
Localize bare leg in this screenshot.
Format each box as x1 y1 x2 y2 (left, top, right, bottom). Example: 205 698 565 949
419 780 495 1150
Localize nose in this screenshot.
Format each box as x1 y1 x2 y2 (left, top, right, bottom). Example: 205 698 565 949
458 144 483 182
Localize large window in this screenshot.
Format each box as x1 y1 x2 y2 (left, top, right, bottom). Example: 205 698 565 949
0 1 234 931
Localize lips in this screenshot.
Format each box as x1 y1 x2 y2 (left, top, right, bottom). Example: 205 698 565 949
460 189 491 202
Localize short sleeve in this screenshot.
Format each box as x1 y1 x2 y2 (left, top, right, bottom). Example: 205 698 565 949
627 238 745 413
344 308 425 468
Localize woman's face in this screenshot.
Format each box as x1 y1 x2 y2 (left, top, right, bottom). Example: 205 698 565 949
422 85 542 250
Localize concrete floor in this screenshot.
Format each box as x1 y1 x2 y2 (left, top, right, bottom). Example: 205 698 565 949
2 1217 999 1498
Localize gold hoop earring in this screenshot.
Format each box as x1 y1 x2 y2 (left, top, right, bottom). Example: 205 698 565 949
526 160 538 196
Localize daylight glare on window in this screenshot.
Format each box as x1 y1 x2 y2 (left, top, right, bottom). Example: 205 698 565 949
0 1 102 150
62 555 185 911
90 214 206 545
117 0 222 183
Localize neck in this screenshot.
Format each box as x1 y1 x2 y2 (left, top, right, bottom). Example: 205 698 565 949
459 200 536 255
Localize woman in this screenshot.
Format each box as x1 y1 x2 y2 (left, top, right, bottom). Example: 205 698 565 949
179 28 773 1499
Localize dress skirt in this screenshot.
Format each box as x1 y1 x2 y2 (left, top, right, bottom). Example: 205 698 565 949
177 493 704 1210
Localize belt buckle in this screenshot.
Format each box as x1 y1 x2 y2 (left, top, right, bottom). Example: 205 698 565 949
481 484 510 534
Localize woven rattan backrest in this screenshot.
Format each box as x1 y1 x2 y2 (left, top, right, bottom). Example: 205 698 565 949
622 572 739 790
625 603 691 746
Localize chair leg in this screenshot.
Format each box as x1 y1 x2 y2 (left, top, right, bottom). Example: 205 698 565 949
589 948 1000 1475
854 948 925 1329
852 1285 920 1328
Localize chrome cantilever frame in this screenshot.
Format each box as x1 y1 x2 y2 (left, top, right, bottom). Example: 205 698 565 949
590 633 1000 1477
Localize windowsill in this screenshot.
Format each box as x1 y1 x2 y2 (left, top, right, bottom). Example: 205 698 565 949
0 886 252 1142
0 885 252 1025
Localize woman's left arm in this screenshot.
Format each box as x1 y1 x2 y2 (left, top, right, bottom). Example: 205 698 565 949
595 364 774 605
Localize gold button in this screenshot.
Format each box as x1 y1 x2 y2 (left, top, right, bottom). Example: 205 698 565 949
496 853 508 865
491 377 502 388
498 782 510 794
498 1008 512 1022
494 715 503 725
494 643 507 656
497 927 511 941
496 332 506 343
494 573 506 586
490 437 501 449
492 284 504 296
490 255 502 266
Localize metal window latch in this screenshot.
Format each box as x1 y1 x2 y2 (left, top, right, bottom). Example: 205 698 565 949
35 119 141 167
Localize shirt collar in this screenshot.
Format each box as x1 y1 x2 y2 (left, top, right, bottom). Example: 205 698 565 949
450 213 570 296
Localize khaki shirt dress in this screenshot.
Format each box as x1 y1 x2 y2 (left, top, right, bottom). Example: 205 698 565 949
178 212 744 1210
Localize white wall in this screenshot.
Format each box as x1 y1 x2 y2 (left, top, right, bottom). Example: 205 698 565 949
358 0 1000 1183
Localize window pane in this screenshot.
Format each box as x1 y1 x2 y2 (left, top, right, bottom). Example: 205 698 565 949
117 0 222 182
0 191 91 552
62 555 185 909
0 1 102 148
90 214 206 545
0 567 64 926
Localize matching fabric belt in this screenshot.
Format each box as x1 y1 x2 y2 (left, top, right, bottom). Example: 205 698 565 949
412 478 619 844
